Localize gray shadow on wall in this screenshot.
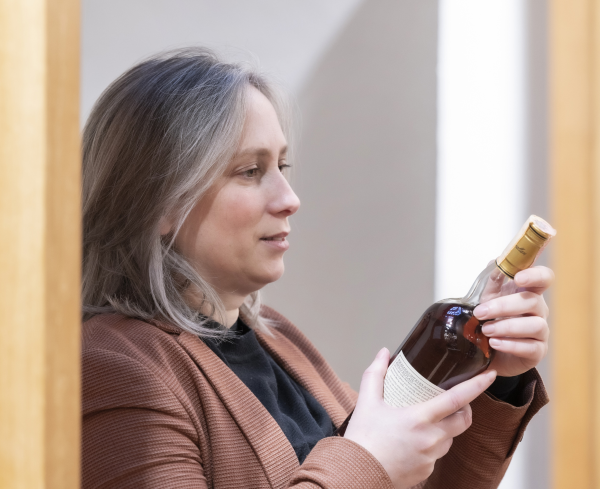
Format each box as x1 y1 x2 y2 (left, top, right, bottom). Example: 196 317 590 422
523 1 551 488
264 0 438 389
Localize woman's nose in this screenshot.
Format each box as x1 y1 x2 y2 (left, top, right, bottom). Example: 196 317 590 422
268 172 300 217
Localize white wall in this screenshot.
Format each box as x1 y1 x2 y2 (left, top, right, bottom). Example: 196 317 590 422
437 0 526 301
82 0 364 120
437 1 550 488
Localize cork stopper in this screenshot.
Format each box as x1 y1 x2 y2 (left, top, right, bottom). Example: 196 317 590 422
496 215 556 279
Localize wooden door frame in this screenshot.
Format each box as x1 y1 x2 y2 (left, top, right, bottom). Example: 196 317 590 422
550 0 600 487
0 0 81 487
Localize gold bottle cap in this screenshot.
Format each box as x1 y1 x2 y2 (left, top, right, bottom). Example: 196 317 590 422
496 215 556 279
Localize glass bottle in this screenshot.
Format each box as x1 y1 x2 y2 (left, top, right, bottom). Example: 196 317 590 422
337 215 555 436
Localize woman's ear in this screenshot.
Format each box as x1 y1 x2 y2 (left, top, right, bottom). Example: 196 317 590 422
158 216 173 236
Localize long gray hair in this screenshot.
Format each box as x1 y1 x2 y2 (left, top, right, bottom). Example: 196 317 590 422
82 48 288 337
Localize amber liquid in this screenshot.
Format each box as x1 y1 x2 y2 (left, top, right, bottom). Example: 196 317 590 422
335 301 493 436
391 301 493 390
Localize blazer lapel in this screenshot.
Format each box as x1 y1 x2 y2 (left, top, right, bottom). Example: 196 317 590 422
177 332 299 488
256 330 350 429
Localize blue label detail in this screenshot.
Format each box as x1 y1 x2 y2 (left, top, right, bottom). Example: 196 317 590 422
447 306 462 316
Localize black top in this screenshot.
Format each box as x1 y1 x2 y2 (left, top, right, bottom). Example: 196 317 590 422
487 374 522 405
204 320 334 464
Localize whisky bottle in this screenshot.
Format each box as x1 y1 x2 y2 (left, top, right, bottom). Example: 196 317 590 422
337 215 555 436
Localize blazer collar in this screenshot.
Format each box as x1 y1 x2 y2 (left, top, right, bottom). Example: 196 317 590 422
154 317 350 427
176 331 299 488
157 318 350 479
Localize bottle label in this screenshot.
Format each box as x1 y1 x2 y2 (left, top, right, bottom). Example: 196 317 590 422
383 351 446 407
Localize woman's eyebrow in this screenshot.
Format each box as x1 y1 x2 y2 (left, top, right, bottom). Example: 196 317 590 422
236 145 288 158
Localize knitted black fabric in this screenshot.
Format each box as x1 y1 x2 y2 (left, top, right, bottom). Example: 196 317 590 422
487 374 522 405
205 320 334 463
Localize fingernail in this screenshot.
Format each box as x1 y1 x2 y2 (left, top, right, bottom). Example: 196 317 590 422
486 370 497 382
474 304 489 318
376 347 387 359
489 338 502 347
481 324 495 335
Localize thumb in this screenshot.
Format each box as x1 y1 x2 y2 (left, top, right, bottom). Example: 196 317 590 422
357 347 390 404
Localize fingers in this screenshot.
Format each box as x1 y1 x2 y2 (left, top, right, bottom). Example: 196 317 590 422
438 404 473 438
487 337 547 362
424 370 496 422
357 348 390 404
479 265 506 299
481 316 548 341
514 266 555 291
474 291 548 320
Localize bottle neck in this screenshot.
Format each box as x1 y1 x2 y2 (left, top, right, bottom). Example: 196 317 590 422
460 261 510 306
445 215 555 307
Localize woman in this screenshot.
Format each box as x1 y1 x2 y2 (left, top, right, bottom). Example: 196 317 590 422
82 48 552 489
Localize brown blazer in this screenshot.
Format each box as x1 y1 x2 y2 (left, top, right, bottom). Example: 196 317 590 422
82 306 549 489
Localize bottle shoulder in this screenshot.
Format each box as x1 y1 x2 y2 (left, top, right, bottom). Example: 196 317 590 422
435 298 474 308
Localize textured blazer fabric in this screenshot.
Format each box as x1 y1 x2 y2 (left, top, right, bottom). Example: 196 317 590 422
82 306 549 489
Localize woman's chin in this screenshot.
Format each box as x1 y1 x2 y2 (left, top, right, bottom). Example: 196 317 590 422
252 263 285 288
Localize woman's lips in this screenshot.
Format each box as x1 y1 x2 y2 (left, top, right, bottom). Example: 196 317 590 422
260 234 289 251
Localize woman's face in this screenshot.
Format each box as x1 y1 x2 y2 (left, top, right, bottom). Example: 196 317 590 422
175 86 300 306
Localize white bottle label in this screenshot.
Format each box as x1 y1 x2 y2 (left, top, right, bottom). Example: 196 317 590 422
383 351 446 407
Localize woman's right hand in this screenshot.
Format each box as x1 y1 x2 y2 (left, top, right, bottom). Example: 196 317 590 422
343 348 497 489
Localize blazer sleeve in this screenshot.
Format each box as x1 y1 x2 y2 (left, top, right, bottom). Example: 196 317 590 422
420 368 549 489
82 348 208 489
283 437 394 489
286 368 547 489
283 370 547 489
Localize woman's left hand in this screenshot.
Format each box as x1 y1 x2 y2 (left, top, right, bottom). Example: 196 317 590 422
474 265 554 377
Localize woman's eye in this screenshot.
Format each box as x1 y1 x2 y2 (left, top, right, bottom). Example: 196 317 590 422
279 164 291 173
243 168 260 178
